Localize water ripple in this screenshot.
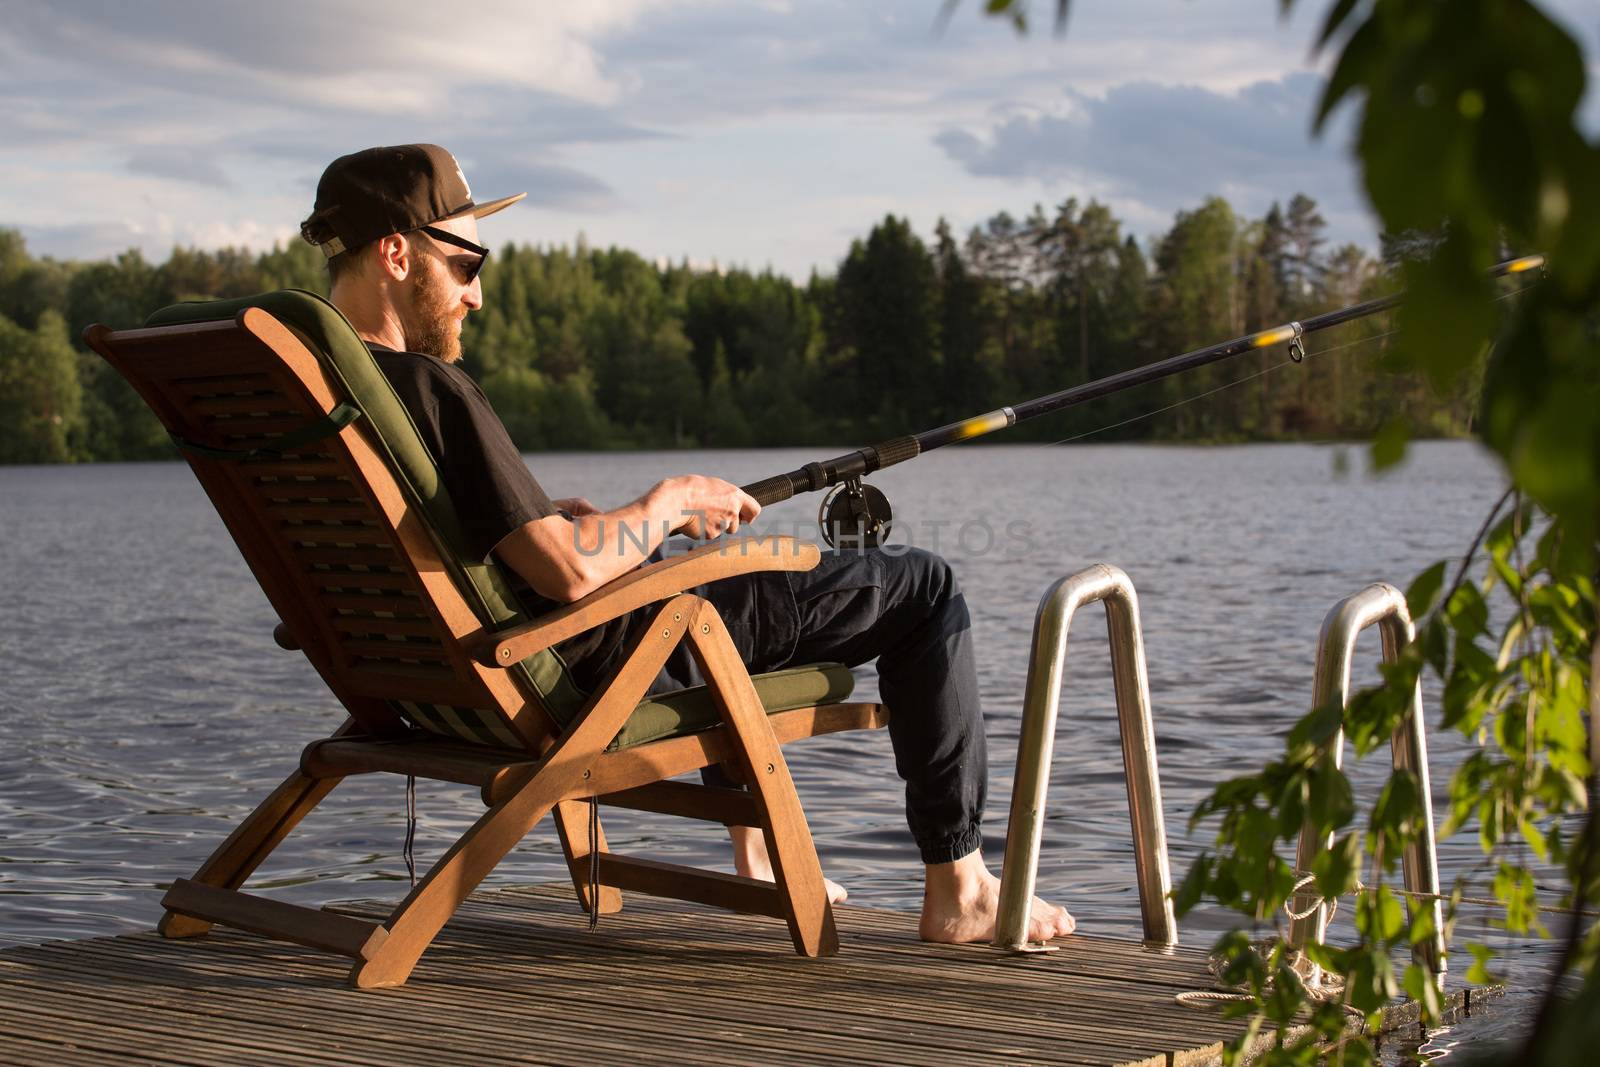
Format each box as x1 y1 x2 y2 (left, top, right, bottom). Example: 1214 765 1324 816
0 445 1550 1049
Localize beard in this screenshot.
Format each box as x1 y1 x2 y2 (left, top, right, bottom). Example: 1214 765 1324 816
404 258 464 363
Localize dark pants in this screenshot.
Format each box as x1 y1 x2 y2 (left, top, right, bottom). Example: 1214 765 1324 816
652 546 986 865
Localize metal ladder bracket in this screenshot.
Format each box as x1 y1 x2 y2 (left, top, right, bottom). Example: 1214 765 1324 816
993 563 1177 951
1288 583 1447 984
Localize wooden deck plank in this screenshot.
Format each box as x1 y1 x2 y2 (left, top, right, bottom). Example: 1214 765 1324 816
0 1000 323 1067
0 1029 187 1067
0 884 1453 1067
0 945 508 1067
1 933 929 1067
451 889 1230 1025
3 938 899 1067
408 897 1220 1063
0 967 411 1066
424 905 1207 1027
341 891 1242 1064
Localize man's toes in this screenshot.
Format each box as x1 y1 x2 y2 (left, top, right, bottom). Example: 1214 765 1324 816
1029 901 1075 941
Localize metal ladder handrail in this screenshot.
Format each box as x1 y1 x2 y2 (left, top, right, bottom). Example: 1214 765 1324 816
1287 582 1447 980
994 563 1177 950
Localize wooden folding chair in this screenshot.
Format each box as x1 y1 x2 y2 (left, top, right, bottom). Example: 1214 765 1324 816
84 290 888 989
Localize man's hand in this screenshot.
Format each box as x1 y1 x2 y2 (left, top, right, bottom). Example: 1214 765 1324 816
552 496 601 517
496 475 760 603
657 475 761 540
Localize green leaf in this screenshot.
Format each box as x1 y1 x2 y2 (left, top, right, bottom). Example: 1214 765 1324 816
1314 0 1359 51
1372 769 1422 845
1418 616 1449 676
1371 417 1410 470
1405 560 1449 619
1172 854 1212 917
1375 887 1406 940
1403 962 1444 1023
1287 699 1344 750
1345 949 1398 1013
1313 831 1362 899
1443 581 1489 640
1493 861 1548 936
1407 901 1437 947
1484 503 1530 565
1519 819 1550 862
1315 14 1381 132
1336 1040 1377 1067
1302 938 1341 974
1346 661 1418 756
1354 885 1407 943
1274 771 1309 839
1464 942 1504 986
1307 760 1356 831
1488 548 1524 598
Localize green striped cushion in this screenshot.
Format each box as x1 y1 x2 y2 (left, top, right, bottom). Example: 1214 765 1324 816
392 662 854 751
394 700 526 749
145 291 857 752
612 662 855 750
145 291 590 724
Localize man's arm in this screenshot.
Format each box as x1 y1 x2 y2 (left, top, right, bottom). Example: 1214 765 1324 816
493 475 760 602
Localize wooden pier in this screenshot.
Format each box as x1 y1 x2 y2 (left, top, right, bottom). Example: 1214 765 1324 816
0 884 1487 1065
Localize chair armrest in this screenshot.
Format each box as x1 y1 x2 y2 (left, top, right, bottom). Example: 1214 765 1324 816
474 535 820 667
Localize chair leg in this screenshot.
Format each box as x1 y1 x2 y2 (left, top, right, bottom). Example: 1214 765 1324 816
349 597 695 989
158 769 344 939
552 799 623 915
688 610 839 957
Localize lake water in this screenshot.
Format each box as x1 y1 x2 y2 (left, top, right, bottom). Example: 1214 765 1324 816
0 442 1550 1054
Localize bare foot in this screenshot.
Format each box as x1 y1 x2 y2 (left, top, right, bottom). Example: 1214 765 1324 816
918 850 1074 944
729 825 848 904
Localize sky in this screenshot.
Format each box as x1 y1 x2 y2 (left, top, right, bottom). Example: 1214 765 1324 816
1 0 1595 278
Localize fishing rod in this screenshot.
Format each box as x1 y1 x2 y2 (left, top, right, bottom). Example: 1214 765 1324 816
741 254 1545 547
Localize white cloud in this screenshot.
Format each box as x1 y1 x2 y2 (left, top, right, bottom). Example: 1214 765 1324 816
933 73 1371 249
0 1 664 112
0 0 1592 275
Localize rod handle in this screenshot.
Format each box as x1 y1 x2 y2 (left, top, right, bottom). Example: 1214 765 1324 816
743 474 796 507
871 435 921 470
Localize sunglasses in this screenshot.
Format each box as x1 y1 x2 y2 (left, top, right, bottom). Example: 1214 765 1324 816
416 225 490 284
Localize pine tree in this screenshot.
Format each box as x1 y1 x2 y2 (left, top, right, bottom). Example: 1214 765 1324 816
833 216 940 436
0 310 86 463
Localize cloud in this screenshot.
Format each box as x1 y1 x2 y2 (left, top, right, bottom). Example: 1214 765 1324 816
598 0 1323 129
0 0 657 256
934 73 1369 241
15 221 153 261
939 74 1335 188
0 0 665 112
3 0 1591 276
13 215 299 263
499 162 620 213
126 147 231 188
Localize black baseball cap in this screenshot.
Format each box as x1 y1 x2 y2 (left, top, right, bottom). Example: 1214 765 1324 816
300 144 524 258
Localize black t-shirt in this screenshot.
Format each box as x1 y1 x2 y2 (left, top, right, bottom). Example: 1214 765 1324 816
369 343 631 689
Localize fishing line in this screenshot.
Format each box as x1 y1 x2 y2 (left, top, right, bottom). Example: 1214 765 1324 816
1048 326 1401 446
741 256 1545 549
1044 278 1538 447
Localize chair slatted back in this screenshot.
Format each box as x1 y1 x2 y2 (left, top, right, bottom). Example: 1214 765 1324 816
87 309 549 751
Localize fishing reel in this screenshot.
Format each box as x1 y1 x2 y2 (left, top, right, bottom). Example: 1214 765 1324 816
818 477 893 549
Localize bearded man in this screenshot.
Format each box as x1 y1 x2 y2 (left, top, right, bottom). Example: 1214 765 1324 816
299 144 1073 944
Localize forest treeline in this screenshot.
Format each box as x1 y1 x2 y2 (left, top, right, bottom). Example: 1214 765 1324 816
0 193 1480 463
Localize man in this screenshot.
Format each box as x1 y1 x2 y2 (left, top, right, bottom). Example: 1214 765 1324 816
300 144 1072 944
